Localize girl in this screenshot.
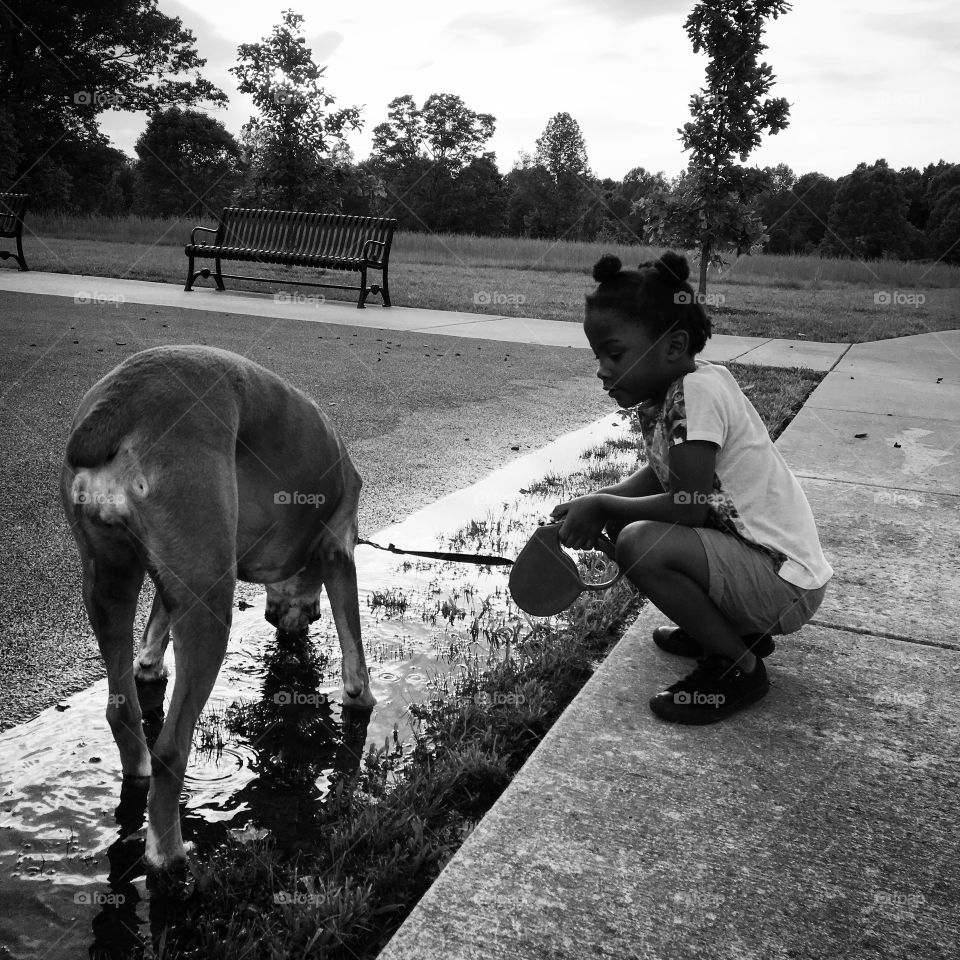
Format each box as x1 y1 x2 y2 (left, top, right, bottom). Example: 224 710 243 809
551 252 832 724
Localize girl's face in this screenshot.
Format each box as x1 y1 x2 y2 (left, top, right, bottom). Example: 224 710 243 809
584 308 692 408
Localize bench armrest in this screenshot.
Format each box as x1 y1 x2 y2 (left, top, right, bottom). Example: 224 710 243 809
189 224 220 245
360 238 386 262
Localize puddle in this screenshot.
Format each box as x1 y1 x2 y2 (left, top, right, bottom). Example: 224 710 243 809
0 410 639 959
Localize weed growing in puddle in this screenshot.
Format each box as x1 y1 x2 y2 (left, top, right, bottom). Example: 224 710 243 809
367 587 409 617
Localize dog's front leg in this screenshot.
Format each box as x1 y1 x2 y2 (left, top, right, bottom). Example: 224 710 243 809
323 555 375 709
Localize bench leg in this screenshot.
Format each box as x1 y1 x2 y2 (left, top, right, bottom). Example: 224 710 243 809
214 256 225 291
357 266 368 309
184 254 195 291
16 233 28 272
380 265 391 307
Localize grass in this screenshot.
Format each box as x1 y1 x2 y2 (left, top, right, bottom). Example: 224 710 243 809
14 214 960 342
148 361 820 959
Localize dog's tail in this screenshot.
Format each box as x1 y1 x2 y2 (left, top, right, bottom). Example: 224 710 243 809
66 394 133 469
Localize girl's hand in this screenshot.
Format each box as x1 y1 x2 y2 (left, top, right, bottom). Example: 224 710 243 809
550 495 607 550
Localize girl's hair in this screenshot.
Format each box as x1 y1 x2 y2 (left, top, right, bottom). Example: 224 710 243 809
585 251 712 355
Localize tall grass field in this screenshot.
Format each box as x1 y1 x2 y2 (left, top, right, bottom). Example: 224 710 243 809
16 213 960 341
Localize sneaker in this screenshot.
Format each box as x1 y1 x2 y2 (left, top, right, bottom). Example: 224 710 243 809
652 626 775 659
649 654 769 725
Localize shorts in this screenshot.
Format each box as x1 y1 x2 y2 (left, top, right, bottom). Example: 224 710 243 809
693 527 827 637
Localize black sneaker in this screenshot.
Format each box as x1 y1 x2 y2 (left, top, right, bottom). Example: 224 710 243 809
652 626 775 659
649 654 769 725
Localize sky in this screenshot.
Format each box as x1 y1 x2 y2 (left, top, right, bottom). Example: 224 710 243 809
98 0 960 182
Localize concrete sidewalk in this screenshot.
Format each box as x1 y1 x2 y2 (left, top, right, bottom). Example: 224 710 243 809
378 330 960 959
0 270 845 371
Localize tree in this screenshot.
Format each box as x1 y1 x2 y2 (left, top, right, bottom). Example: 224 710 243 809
134 107 242 218
639 0 791 293
0 0 225 203
369 93 496 231
230 9 362 211
823 159 916 260
925 186 960 265
534 112 591 181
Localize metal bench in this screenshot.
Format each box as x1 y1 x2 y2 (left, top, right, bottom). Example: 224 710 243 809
0 192 29 272
184 207 397 308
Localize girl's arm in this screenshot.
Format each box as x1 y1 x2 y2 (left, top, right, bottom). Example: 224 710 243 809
594 463 664 498
552 441 718 549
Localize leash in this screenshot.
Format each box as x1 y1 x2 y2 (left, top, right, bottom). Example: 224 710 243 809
356 537 514 567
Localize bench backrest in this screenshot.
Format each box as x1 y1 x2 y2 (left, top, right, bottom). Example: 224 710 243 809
219 209 396 263
0 192 29 235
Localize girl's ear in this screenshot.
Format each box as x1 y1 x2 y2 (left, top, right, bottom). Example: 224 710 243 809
665 327 691 359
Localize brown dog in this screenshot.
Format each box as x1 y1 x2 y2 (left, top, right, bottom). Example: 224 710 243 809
60 345 375 872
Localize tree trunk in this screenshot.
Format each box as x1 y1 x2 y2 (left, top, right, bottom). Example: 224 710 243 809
698 239 710 296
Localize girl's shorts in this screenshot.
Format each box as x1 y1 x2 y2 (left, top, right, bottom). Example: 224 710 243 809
693 527 827 637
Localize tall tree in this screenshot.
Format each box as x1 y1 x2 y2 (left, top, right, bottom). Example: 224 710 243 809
823 159 916 260
0 0 225 203
230 9 362 211
640 0 791 293
369 92 496 230
534 112 591 181
134 107 242 217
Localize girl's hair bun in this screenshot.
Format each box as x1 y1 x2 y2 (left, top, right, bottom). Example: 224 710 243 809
592 254 622 283
650 251 690 286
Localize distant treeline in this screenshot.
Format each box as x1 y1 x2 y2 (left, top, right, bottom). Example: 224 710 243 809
9 104 960 265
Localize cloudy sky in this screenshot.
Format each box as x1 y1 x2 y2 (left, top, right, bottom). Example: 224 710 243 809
100 0 960 181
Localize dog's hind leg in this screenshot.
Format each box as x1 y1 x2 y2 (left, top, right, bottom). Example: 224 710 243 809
135 591 171 682
143 569 234 871
77 530 151 780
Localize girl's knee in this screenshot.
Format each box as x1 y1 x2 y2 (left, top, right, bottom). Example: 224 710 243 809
615 520 670 573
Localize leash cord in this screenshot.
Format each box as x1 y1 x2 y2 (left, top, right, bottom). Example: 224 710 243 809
356 537 514 566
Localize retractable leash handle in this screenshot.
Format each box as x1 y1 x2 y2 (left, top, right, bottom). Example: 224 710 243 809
509 522 623 617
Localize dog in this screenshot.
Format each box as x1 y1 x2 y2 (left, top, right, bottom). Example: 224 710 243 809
60 344 375 872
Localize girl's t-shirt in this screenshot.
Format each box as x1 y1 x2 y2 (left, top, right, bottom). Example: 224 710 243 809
635 359 833 591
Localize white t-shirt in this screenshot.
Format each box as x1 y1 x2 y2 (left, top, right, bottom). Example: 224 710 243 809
636 360 833 591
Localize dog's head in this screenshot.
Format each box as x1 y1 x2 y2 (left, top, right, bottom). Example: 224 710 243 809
264 567 325 633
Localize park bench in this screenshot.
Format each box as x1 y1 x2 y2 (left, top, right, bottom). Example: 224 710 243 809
0 192 29 271
184 207 397 308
